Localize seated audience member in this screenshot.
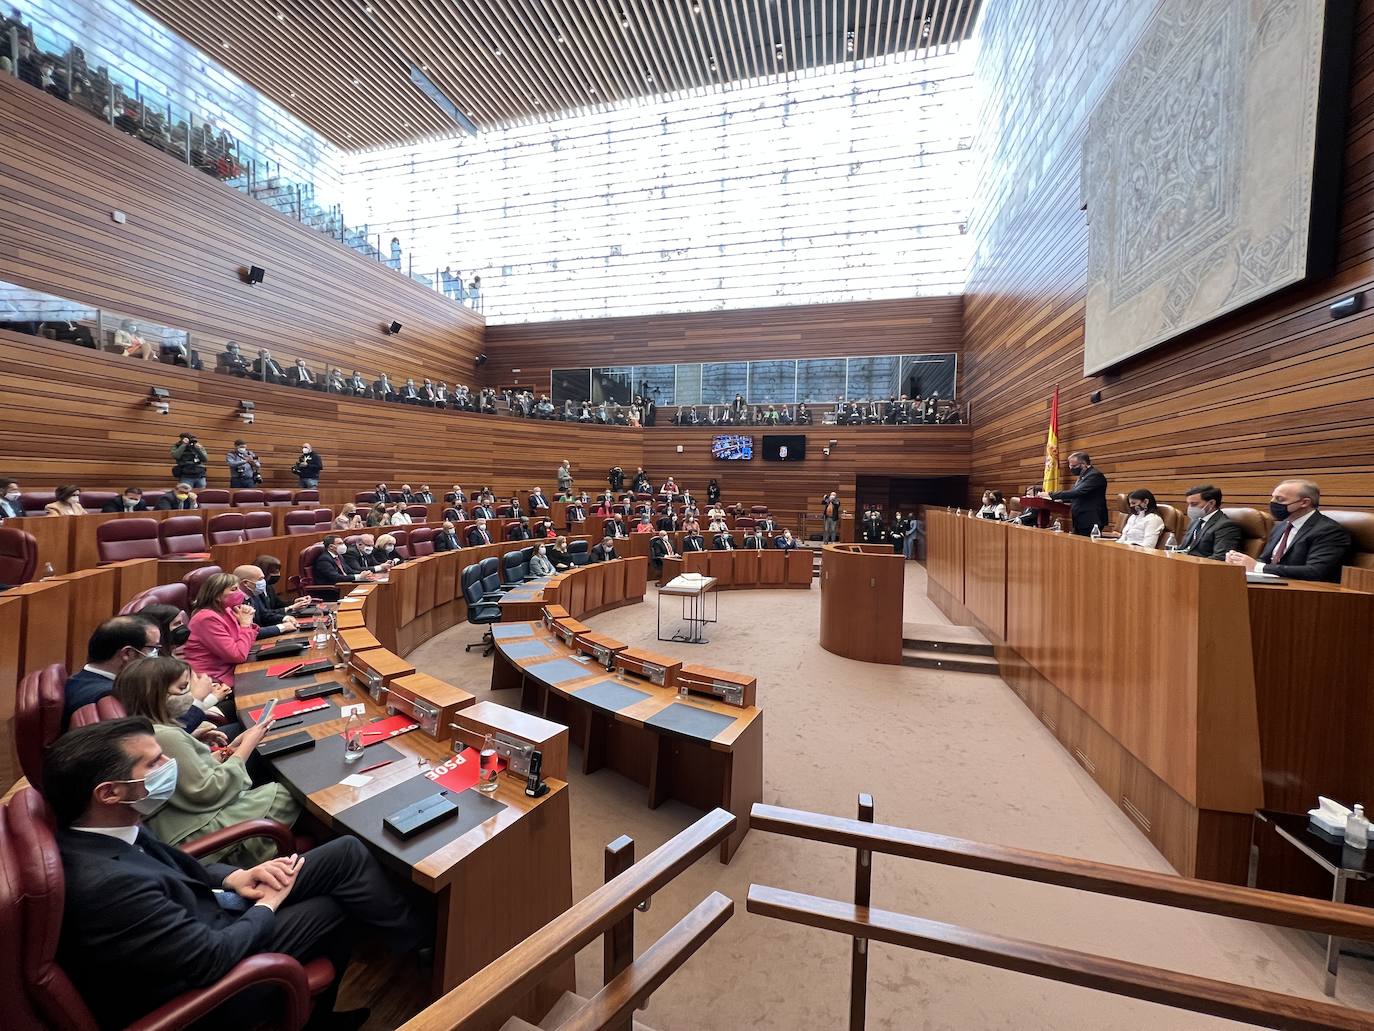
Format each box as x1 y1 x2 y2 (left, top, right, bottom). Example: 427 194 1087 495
650 530 677 568
567 499 588 522
388 506 413 526
507 518 532 542
255 556 311 614
712 529 736 551
657 510 680 532
333 503 362 529
326 367 347 393
1117 489 1165 548
0 476 24 519
216 340 251 376
373 373 396 401
590 536 619 562
443 504 468 522
254 349 287 384
157 482 199 509
775 528 799 550
343 535 380 575
348 369 371 396
606 515 629 539
471 498 495 520
502 495 522 518
682 528 706 551
1178 484 1242 560
234 564 300 638
467 518 494 546
528 543 556 577
137 604 191 657
114 657 297 864
534 518 557 538
634 515 653 533
102 486 149 512
1226 479 1351 582
289 358 315 388
180 573 259 688
115 319 154 360
755 514 777 532
45 484 87 516
414 484 435 503
433 521 461 552
40 718 425 1031
365 503 389 527
445 485 467 504
977 491 1008 520
373 534 403 565
63 616 161 728
548 537 573 570
528 487 549 512
399 378 421 404
398 484 417 505
374 483 392 504
314 535 376 587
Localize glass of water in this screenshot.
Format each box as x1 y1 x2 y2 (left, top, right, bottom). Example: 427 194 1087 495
477 734 500 794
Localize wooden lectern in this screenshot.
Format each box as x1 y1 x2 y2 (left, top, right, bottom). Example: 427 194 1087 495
1018 494 1072 528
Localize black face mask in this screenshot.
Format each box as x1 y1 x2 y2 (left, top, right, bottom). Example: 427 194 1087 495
169 625 191 648
1269 500 1295 522
267 573 280 585
1068 464 1084 476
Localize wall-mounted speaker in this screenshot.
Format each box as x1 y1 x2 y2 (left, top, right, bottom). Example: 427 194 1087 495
474 353 489 368
245 265 266 286
1330 293 1365 319
1090 390 1102 404
386 320 403 335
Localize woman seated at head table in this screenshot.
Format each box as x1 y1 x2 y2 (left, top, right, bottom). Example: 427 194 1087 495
115 655 299 865
548 537 573 570
44 484 88 516
1116 488 1166 548
179 572 259 688
977 490 1008 520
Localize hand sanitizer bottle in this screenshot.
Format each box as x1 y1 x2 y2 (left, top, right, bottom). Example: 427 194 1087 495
1347 804 1369 850
1090 524 1102 541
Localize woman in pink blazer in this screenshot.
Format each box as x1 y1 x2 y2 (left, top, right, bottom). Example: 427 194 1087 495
181 572 259 687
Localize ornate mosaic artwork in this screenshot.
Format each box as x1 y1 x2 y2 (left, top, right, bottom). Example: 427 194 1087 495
1082 0 1334 374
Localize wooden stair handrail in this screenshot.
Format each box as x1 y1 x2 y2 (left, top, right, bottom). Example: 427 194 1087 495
400 808 736 1031
751 803 1374 942
554 892 735 1031
747 886 1374 1031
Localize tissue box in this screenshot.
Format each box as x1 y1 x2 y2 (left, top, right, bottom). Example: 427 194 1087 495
1308 796 1350 837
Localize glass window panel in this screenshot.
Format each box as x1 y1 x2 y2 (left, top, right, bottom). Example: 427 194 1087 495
633 365 676 407
700 362 748 406
846 356 900 401
674 364 703 406
98 310 190 361
748 360 796 404
0 279 99 328
591 366 634 404
796 358 847 404
900 354 958 399
551 368 591 406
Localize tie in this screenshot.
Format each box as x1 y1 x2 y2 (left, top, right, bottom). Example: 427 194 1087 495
1271 523 1294 563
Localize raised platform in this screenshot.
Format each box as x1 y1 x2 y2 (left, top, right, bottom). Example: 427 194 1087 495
901 622 999 675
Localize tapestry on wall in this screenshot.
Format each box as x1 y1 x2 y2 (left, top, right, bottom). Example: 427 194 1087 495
1081 0 1353 376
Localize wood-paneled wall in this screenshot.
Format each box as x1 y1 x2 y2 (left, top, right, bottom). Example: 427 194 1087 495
962 0 1374 512
482 297 963 393
0 75 484 384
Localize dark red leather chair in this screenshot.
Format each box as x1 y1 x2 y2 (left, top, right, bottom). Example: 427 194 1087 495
17 490 55 515
0 788 332 1031
405 505 428 520
80 490 119 512
195 489 232 509
118 583 190 615
182 565 223 605
231 489 266 508
294 543 339 600
352 491 378 504
159 516 208 556
263 489 293 506
206 512 246 546
143 490 168 508
243 510 274 539
96 518 161 562
69 694 127 728
16 663 66 787
313 509 333 533
387 529 410 558
0 526 38 586
284 510 316 535
409 528 435 557
293 490 320 504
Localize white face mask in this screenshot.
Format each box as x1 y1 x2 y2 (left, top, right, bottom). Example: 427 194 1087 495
3 491 19 501
166 690 196 718
115 759 178 815
1187 504 1205 521
362 546 373 555
538 547 546 555
334 544 347 555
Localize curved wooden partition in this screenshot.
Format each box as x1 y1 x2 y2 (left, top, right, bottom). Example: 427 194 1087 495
818 544 905 664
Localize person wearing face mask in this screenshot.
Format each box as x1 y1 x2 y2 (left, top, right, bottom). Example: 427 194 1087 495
775 528 799 550
226 440 260 488
333 503 362 529
233 564 300 638
180 573 261 687
170 433 210 488
1176 485 1242 560
101 486 149 512
1038 450 1109 536
156 482 199 510
1226 479 1352 582
44 484 87 516
467 518 493 546
414 484 435 504
315 535 376 586
63 616 165 729
40 718 427 1031
977 491 1008 520
373 533 403 566
1116 489 1166 548
506 517 531 541
528 543 556 577
252 555 312 614
290 443 323 489
0 476 24 519
547 536 573 570
115 656 297 865
434 521 461 552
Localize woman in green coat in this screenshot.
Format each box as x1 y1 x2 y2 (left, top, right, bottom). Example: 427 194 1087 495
114 656 299 865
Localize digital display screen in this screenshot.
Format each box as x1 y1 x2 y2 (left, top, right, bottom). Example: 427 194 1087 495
762 435 807 461
711 435 753 460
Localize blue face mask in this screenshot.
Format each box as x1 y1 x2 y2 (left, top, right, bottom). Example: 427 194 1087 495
253 578 267 595
117 758 178 815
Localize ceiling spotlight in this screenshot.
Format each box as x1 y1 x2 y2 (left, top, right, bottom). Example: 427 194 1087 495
620 12 630 27
588 84 597 94
775 43 784 61
420 63 429 71
221 40 231 49
351 77 361 85
691 1 701 13
645 71 653 83
921 17 932 38
493 46 503 56
556 32 565 43
363 4 373 12
708 57 717 72
276 11 286 21
288 90 297 98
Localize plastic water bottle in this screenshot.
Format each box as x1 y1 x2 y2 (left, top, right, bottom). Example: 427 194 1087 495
1090 524 1102 541
1163 532 1178 552
1347 804 1369 850
1052 518 1063 533
343 712 365 763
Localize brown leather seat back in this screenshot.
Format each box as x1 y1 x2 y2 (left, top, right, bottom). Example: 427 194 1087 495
1324 510 1374 570
1223 507 1270 559
1155 503 1186 542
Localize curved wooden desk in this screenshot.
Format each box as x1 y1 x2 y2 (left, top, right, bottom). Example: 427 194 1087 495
495 556 649 624
818 544 905 664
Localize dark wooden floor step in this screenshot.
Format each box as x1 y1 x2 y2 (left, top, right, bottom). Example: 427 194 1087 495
901 622 994 656
901 647 1000 675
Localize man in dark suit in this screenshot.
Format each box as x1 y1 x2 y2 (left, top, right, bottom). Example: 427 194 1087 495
414 485 435 504
62 616 161 728
590 536 619 563
253 349 287 385
712 530 735 551
234 564 299 638
506 519 532 542
42 718 425 1030
567 501 588 523
755 515 777 532
1226 479 1351 583
313 536 374 586
471 500 495 520
101 487 150 512
657 511 680 532
433 521 461 552
288 358 315 388
0 476 25 519
650 531 678 563
348 370 371 397
1178 485 1242 560
156 483 199 510
604 516 628 539
682 531 706 552
216 341 250 377
527 487 549 513
373 374 396 401
466 519 494 546
1042 450 1109 536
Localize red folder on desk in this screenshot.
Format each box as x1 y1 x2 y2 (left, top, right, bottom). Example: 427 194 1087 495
247 698 329 722
422 748 506 793
356 714 419 744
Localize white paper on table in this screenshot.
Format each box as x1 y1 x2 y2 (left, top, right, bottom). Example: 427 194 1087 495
340 774 372 787
340 703 367 718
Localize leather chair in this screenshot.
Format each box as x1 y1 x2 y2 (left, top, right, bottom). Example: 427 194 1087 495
569 540 590 566
294 543 339 600
18 490 55 515
96 518 161 562
263 489 293 506
478 556 504 597
284 510 316 535
143 490 168 508
1221 507 1271 559
461 563 502 655
750 505 769 516
195 489 232 509
69 694 127 728
353 491 378 504
181 565 223 606
386 529 409 559
16 663 66 787
405 505 428 520
206 512 246 546
1324 510 1374 570
119 583 189 615
0 526 38 586
408 527 435 557
505 521 524 540
243 510 274 539
159 515 208 556
81 490 119 512
736 517 756 530
502 550 529 583
293 489 320 504
313 509 333 532
0 788 333 1031
1148 503 1183 544
232 489 266 507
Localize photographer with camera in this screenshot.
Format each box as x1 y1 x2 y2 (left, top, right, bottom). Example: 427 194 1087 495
170 433 209 488
226 440 261 488
290 443 323 489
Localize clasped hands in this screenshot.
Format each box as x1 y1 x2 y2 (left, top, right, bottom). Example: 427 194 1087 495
223 853 304 911
1224 551 1257 571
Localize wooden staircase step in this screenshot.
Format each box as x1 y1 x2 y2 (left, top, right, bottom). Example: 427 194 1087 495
901 621 994 656
901 647 1000 675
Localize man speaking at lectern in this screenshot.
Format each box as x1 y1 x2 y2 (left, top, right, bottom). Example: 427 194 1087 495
1037 451 1108 536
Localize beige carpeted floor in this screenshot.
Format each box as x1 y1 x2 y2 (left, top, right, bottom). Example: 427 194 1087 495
403 563 1374 1029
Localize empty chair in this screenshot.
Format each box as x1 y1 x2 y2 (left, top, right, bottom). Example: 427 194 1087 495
69 694 127 728
1324 510 1374 569
18 490 55 515
284 510 316 535
294 489 321 504
118 582 189 614
353 491 378 504
231 488 267 507
406 504 428 520
182 564 223 602
80 490 119 512
502 549 529 583
736 517 756 529
479 556 504 597
263 489 294 506
313 508 333 532
242 509 274 539
461 563 502 655
206 512 246 545
15 663 67 787
196 488 232 508
158 515 207 555
1223 507 1272 559
750 504 768 516
0 526 38 586
96 518 161 562
142 489 167 508
409 527 435 557
569 539 590 566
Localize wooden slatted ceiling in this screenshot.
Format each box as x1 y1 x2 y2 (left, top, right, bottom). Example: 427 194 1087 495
129 0 982 148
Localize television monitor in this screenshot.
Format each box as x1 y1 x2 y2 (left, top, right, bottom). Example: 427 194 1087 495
762 434 807 461
711 434 753 460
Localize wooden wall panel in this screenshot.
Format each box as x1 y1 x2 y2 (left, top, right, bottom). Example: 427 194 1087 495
0 76 484 385
483 297 964 393
962 0 1374 513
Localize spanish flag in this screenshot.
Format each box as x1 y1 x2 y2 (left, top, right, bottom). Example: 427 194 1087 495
1042 386 1061 494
